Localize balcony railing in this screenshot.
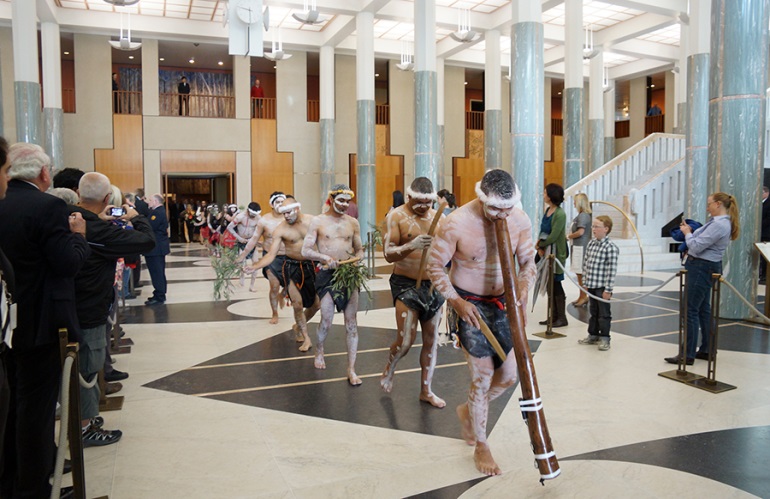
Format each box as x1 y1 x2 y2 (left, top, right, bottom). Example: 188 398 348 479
551 118 563 136
645 114 665 135
466 111 484 130
251 98 276 119
376 104 389 125
307 99 320 122
113 90 143 115
63 88 76 113
160 93 235 118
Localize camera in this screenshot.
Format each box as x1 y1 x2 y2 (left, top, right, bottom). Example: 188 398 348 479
110 207 125 217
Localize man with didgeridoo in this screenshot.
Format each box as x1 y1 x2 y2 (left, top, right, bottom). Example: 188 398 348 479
249 196 319 352
380 177 446 408
427 169 536 476
301 185 364 385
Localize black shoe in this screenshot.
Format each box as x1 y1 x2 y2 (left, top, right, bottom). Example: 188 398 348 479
694 351 711 360
664 355 694 366
105 369 129 382
551 319 569 327
82 425 122 447
144 297 165 306
124 294 137 300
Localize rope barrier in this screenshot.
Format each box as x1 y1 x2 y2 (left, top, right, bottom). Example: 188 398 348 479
553 259 679 304
718 277 770 326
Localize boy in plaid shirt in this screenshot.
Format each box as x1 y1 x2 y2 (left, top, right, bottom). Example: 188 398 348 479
578 215 619 351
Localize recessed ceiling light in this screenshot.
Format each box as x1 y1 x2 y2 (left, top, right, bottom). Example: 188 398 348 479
159 57 165 61
273 65 277 69
558 91 562 95
375 73 379 77
63 51 70 55
464 81 468 85
189 58 195 64
218 61 224 66
128 55 134 59
650 84 655 88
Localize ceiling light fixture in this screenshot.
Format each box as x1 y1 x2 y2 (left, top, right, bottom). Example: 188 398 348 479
396 41 414 71
292 0 325 25
582 25 599 60
218 61 224 66
189 58 195 64
102 0 140 5
128 55 134 59
108 11 141 51
450 8 478 43
63 51 70 55
264 28 292 61
159 57 165 61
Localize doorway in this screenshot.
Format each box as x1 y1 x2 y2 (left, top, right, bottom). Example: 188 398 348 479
164 173 233 207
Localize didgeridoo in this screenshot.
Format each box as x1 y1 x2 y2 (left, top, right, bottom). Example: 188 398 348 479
415 201 447 289
494 218 560 484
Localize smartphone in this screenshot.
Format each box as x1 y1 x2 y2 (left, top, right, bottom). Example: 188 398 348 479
110 207 125 217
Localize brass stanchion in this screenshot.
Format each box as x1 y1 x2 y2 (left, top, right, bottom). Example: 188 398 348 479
534 255 565 339
659 270 704 383
687 273 736 393
66 344 87 499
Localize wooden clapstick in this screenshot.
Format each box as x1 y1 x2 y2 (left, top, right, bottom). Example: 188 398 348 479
494 218 560 483
478 319 507 361
415 201 447 289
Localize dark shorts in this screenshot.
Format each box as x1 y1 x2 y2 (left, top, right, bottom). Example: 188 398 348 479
447 286 513 369
316 268 354 313
262 251 286 281
237 241 255 260
280 258 317 309
389 274 445 322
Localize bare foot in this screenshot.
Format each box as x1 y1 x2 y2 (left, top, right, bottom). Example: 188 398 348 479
314 352 326 369
456 403 476 446
292 324 304 342
269 315 279 325
249 286 258 293
298 336 312 352
420 392 446 408
380 370 394 393
348 371 362 386
474 443 501 476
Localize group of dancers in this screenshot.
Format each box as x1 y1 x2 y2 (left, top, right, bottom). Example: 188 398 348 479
204 170 535 477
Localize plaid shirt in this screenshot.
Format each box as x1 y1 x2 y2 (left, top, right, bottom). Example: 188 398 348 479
583 236 619 293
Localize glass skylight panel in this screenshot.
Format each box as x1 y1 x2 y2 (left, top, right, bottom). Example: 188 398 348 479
638 24 681 46
87 3 114 11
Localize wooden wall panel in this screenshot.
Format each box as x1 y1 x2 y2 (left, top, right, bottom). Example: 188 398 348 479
544 135 563 187
160 150 236 173
453 158 484 207
251 119 293 207
94 114 144 193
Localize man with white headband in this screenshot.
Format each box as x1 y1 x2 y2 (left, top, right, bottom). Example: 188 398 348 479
301 184 364 385
250 196 319 351
228 201 261 282
238 192 287 306
427 169 537 477
380 177 446 408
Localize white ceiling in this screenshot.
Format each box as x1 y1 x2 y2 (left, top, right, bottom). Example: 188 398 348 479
2 0 688 83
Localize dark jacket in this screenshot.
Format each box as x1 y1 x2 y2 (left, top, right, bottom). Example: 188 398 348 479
70 207 156 328
135 197 150 217
762 199 770 241
145 206 171 257
0 180 90 350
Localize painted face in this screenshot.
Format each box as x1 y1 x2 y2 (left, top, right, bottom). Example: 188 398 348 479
271 198 285 213
408 197 431 216
591 220 609 240
332 195 350 215
0 159 9 200
283 208 299 224
483 203 513 221
248 209 259 219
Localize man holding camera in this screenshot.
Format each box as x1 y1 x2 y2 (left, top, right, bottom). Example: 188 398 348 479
70 172 155 445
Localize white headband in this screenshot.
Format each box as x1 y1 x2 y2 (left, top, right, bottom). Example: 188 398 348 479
475 181 521 209
277 202 301 213
334 194 352 201
406 186 438 202
270 194 286 207
248 209 261 216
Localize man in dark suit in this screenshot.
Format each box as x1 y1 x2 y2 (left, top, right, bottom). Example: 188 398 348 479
760 186 770 283
134 187 150 216
178 76 191 116
0 136 12 459
0 143 89 499
144 193 171 305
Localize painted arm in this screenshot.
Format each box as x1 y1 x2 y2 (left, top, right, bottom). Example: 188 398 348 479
383 211 430 263
227 218 247 243
301 217 333 266
351 218 364 261
251 231 283 271
237 223 265 262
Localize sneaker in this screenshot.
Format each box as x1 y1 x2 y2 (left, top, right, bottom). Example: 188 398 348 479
578 335 599 345
598 339 611 351
89 416 104 429
82 425 122 447
105 369 129 382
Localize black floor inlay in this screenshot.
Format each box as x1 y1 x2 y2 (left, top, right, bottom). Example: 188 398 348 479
406 477 489 499
564 426 770 498
145 324 543 440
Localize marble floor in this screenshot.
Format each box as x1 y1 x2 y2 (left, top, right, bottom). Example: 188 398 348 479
64 244 770 498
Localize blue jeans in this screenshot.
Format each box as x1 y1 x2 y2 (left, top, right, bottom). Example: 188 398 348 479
684 258 721 358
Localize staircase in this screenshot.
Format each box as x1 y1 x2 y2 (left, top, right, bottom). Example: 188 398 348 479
564 133 685 273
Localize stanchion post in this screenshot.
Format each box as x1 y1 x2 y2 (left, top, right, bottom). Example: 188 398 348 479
66 344 87 499
659 270 703 383
534 255 565 339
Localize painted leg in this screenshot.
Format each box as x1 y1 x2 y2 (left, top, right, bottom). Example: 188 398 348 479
486 351 518 402
343 289 361 386
265 272 281 322
314 294 335 369
287 284 313 352
463 353 501 476
418 311 445 408
380 301 416 393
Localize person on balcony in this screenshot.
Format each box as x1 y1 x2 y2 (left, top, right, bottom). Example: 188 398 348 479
251 79 265 118
646 103 662 116
112 73 121 113
178 76 191 116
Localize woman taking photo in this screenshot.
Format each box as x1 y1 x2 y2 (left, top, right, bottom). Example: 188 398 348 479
664 192 740 365
537 183 569 327
567 193 592 307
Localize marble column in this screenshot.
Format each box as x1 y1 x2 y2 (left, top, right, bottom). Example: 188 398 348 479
484 30 502 171
320 45 336 202
356 12 376 234
563 0 583 187
414 0 439 186
675 21 689 134
588 49 604 172
708 0 769 318
437 57 445 191
12 0 41 145
41 22 63 172
510 2 544 230
603 79 615 163
685 0 710 222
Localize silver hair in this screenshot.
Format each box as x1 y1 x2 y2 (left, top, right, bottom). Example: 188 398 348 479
78 172 112 203
109 185 123 206
48 187 79 205
8 143 50 181
152 194 164 205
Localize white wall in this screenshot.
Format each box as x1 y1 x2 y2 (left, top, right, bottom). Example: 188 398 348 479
443 65 466 191
334 55 357 187
389 59 414 186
